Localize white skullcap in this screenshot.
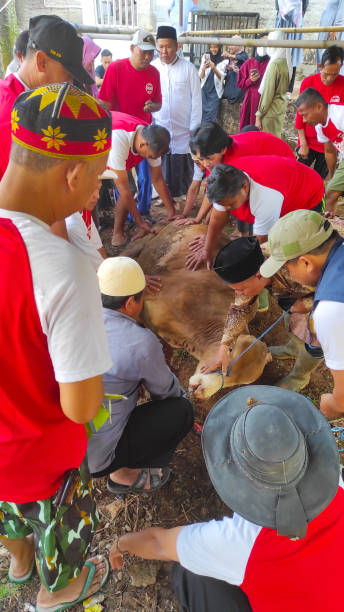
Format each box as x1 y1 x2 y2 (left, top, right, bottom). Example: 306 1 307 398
97 256 146 297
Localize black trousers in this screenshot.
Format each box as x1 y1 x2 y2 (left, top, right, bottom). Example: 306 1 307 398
91 397 194 477
172 564 253 612
296 147 328 180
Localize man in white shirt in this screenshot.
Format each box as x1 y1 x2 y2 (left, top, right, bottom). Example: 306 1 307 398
152 25 202 198
108 384 343 612
261 209 344 420
296 86 344 213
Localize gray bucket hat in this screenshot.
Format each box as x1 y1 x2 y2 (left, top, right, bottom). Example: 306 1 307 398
202 385 339 539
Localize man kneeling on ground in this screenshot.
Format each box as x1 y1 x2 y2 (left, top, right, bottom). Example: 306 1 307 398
87 256 194 493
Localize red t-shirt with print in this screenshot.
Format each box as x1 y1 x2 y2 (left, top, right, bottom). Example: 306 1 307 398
295 72 344 152
99 58 162 123
0 73 25 179
0 219 87 503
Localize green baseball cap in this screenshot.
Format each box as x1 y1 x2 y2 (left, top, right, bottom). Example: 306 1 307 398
260 210 334 278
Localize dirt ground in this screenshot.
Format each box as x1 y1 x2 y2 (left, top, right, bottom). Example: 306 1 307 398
2 165 344 612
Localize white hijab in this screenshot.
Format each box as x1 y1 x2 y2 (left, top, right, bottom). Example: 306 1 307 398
258 30 293 95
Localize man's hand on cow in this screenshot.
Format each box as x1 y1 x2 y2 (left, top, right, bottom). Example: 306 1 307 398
174 217 197 226
185 247 214 271
145 274 162 294
200 344 231 375
188 234 205 252
132 222 157 242
166 212 178 222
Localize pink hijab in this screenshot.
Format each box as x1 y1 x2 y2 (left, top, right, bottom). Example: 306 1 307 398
82 36 101 98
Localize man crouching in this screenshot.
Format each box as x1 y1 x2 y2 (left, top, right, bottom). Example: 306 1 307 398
87 257 194 493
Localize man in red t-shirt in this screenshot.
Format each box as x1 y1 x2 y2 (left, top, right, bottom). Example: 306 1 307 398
108 385 344 612
180 122 295 233
296 86 344 214
99 29 163 222
0 14 93 180
188 156 324 270
107 111 175 247
295 45 344 178
0 84 112 610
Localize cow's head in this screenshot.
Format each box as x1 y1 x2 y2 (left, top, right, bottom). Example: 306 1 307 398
188 335 268 400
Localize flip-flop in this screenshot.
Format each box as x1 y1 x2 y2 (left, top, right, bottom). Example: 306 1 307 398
111 237 130 254
107 467 171 495
35 556 109 612
8 557 35 584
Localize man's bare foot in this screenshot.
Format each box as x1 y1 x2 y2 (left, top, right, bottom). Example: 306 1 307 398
9 534 35 579
36 556 107 609
111 233 128 247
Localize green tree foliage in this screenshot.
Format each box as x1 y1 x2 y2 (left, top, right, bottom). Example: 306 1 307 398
0 0 18 77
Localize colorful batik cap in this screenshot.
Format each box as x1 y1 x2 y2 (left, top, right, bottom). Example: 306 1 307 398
11 82 112 160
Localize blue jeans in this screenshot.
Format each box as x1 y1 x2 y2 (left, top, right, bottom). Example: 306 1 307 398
127 159 152 222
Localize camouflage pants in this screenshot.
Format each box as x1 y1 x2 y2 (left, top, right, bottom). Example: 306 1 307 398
0 463 99 591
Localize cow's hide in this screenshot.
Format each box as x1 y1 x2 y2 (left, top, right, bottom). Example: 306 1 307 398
124 223 268 399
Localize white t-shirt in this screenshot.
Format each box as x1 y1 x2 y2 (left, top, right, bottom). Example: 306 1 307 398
0 209 112 383
177 513 262 585
313 300 344 370
107 128 161 171
65 212 103 272
213 176 284 236
193 162 204 182
315 104 344 159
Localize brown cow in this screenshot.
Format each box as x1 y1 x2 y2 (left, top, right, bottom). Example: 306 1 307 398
124 224 270 399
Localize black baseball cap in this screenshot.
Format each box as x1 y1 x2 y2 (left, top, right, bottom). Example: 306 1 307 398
213 237 264 283
28 15 94 85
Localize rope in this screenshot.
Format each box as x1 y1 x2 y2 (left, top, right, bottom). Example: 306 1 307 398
216 309 291 392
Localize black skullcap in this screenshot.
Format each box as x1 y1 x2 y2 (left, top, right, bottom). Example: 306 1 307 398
213 237 264 283
156 25 177 40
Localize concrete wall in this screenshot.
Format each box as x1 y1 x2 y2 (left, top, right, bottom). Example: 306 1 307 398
208 0 323 30
15 0 83 31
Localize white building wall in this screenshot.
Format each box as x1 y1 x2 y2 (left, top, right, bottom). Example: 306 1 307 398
208 0 323 31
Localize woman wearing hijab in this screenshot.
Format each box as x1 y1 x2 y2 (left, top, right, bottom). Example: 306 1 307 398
255 31 292 138
222 36 248 104
199 44 227 123
275 0 309 92
82 36 101 98
237 44 270 130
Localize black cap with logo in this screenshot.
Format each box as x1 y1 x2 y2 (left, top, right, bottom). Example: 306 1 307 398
28 14 94 85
